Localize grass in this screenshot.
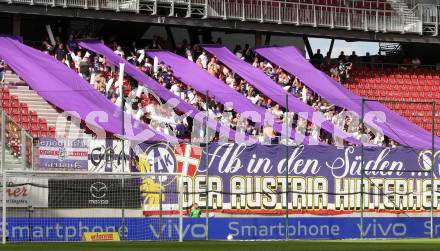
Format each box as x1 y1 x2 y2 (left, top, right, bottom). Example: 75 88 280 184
0 239 439 251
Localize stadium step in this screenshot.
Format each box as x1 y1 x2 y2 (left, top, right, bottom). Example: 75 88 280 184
5 74 91 139
388 0 421 30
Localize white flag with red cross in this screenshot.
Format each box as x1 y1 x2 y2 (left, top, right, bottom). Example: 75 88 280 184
175 143 201 176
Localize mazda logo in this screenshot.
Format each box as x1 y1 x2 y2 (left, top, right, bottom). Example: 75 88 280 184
90 182 108 199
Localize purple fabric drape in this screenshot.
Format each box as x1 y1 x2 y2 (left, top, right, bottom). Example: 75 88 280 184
256 46 439 148
0 35 171 142
77 40 247 142
203 45 360 145
146 50 316 144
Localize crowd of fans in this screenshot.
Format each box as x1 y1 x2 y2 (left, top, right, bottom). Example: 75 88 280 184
210 45 394 146
186 40 400 147
0 33 405 147
38 36 265 142
251 50 392 146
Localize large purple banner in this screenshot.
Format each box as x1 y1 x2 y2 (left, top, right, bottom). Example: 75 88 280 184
133 143 439 214
255 46 440 149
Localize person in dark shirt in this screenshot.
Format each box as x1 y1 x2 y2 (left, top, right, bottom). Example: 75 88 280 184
363 52 372 63
312 49 324 66
175 120 187 139
337 60 348 84
161 67 173 89
348 51 358 63
79 57 91 81
243 44 254 63
55 44 66 61
338 51 346 62
363 52 372 68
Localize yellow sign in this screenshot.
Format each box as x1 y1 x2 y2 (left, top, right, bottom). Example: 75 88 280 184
82 232 120 242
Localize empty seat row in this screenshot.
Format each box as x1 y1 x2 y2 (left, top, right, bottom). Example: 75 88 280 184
1 88 56 138
346 66 440 135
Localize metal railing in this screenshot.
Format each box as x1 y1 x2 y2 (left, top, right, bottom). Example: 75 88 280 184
1 0 140 12
0 111 34 170
207 0 423 34
351 62 439 71
0 0 439 35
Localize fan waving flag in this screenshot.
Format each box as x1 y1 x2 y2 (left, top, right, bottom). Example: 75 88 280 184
175 143 201 176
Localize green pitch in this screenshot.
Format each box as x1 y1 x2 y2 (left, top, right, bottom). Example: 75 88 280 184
0 239 439 251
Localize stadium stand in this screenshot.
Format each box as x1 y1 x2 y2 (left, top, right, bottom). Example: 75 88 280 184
2 33 440 150
145 50 319 144
0 70 92 168
347 66 440 135
253 46 438 148
3 0 440 245
69 40 362 145
75 40 246 143
0 45 172 168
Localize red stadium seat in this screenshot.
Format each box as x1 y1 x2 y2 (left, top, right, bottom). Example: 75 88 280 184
30 123 40 137
39 118 48 136
20 103 28 111
10 95 19 107
1 99 10 112
21 121 30 131
30 111 38 124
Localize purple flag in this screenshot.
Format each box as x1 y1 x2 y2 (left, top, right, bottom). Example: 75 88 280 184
256 46 440 148
0 35 171 142
203 45 360 145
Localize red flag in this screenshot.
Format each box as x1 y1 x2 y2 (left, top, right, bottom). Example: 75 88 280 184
175 143 201 176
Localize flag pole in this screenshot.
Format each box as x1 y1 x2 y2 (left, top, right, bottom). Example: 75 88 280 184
285 93 289 240
360 97 365 240
119 63 126 240
430 100 435 238
205 90 209 240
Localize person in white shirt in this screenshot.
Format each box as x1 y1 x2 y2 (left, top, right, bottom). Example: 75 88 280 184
198 51 208 69
252 57 259 68
114 46 125 57
264 62 273 70
170 82 181 97
310 124 320 141
234 45 243 59
135 102 147 120
187 90 197 105
270 104 283 119
411 57 421 67
372 132 384 146
250 93 260 104
186 49 193 62
225 73 234 85
70 51 82 71
296 118 307 135
143 58 152 73
301 86 308 103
